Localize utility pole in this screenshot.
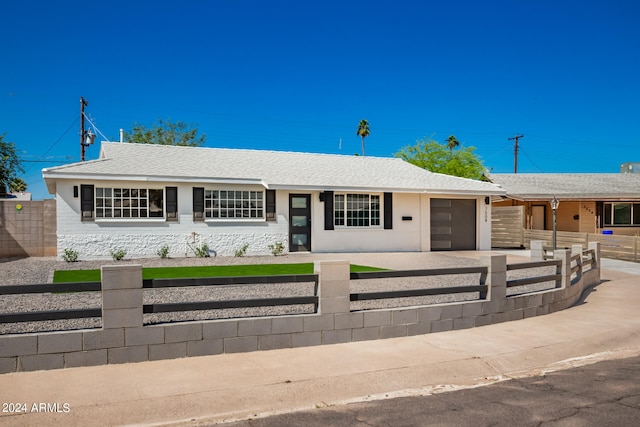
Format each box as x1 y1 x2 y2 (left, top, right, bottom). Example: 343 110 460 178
80 96 88 161
508 134 524 173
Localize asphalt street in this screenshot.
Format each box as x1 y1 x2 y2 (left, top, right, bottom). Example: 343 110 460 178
222 355 640 427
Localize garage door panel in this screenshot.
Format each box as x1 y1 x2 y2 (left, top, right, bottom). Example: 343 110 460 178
430 198 476 251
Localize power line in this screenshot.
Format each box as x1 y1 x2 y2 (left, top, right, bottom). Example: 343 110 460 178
519 147 545 172
40 118 78 158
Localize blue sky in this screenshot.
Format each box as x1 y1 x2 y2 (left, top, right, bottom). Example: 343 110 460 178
2 0 639 199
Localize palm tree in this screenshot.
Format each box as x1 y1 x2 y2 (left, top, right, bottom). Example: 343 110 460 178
446 135 460 157
356 119 370 156
9 177 27 193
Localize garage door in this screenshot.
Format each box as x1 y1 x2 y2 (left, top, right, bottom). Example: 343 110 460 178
431 198 476 250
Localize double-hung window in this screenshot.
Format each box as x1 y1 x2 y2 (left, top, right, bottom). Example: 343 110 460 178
334 193 381 227
603 202 640 226
95 187 164 219
204 190 264 219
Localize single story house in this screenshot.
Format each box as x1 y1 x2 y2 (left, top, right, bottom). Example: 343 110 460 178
43 142 505 259
488 173 640 235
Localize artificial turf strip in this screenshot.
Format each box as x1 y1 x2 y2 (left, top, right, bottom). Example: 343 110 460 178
53 263 386 283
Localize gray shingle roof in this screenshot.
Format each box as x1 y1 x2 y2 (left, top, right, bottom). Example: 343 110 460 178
43 142 504 195
488 173 640 200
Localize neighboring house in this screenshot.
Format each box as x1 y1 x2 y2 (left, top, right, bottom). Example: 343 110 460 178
488 173 640 235
43 142 504 259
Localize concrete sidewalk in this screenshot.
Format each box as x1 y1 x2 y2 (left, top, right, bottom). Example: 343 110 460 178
1 258 639 427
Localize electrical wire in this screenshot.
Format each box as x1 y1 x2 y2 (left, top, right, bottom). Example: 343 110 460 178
40 117 78 157
519 147 545 172
83 113 111 142
22 117 78 175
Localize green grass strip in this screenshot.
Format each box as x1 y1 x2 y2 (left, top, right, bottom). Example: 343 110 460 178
53 263 385 283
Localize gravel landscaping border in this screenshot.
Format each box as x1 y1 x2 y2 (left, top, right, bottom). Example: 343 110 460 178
0 253 561 335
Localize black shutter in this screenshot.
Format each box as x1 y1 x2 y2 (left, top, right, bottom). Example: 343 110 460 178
166 187 178 221
266 189 276 220
193 187 204 221
324 191 334 230
80 184 94 220
384 192 393 229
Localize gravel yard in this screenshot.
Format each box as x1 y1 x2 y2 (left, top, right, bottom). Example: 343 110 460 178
0 251 559 335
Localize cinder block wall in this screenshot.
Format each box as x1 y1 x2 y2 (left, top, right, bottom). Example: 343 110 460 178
0 200 57 257
0 244 600 374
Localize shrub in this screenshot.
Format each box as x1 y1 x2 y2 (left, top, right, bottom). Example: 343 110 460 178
62 248 78 262
157 244 170 259
193 244 210 258
110 248 127 261
268 241 285 256
234 243 249 257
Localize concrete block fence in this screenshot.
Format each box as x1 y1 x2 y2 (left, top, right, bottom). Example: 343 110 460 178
0 242 601 373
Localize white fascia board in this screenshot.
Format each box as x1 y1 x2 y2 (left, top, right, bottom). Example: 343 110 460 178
267 184 505 196
426 188 506 196
42 173 265 187
267 184 418 193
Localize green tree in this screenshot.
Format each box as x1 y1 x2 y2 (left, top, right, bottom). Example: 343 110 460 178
9 177 27 192
394 136 486 180
356 119 370 156
124 118 207 146
0 133 24 193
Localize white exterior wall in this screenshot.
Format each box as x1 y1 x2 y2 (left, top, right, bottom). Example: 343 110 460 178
477 196 492 250
55 180 492 259
309 193 491 252
56 180 288 260
310 192 423 252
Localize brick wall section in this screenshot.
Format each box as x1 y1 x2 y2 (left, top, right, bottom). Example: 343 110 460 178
0 200 57 257
0 243 601 373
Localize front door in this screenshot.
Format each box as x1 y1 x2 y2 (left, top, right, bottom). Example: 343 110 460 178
289 194 311 252
531 205 545 230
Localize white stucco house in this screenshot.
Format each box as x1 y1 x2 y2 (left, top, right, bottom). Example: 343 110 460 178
42 142 505 259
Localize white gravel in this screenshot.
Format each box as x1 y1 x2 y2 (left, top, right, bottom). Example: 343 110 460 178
0 253 559 335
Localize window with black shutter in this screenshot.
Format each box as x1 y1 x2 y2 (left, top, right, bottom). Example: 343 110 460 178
324 191 334 230
193 187 204 221
166 187 178 221
266 189 276 221
80 184 94 221
384 192 393 229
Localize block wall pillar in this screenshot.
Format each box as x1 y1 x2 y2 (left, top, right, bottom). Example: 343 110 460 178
101 265 143 329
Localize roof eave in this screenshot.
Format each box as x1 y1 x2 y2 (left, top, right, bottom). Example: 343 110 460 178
42 172 267 187
504 194 640 202
269 184 505 195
